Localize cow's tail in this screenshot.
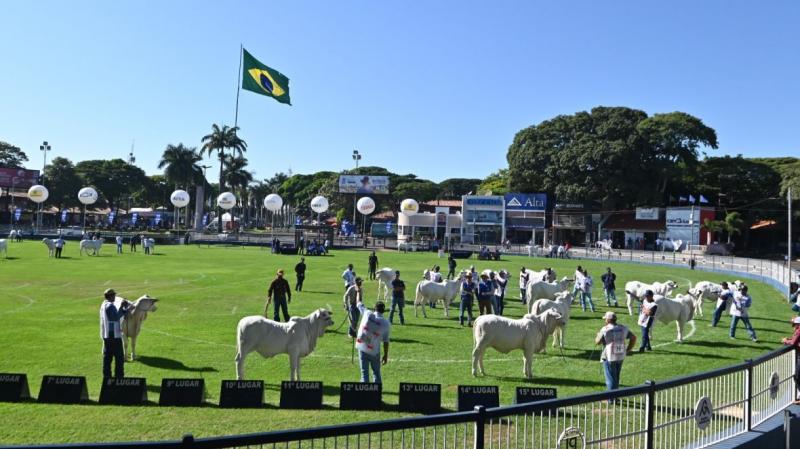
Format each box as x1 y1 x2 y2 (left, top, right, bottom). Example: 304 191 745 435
234 321 245 362
415 282 423 302
625 290 639 301
686 297 695 322
472 319 483 343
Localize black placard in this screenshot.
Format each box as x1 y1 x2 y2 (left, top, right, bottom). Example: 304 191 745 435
159 378 205 406
0 373 30 402
219 380 263 408
99 377 148 405
457 385 499 412
340 382 382 410
515 387 557 404
38 375 89 404
399 382 441 414
280 381 323 409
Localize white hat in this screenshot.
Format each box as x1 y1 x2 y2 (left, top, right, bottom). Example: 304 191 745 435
603 311 617 321
792 317 800 325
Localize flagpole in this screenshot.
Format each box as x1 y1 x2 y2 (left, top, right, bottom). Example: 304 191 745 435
789 187 793 299
234 44 243 128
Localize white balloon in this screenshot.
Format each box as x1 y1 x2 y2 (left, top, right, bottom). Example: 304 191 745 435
27 185 49 204
263 193 283 212
357 196 376 215
217 192 237 210
400 198 419 216
78 187 98 205
170 189 190 208
310 196 329 213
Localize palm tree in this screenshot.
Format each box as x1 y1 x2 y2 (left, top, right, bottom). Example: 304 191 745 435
703 218 724 244
223 155 254 226
722 212 745 244
200 124 247 229
158 144 204 229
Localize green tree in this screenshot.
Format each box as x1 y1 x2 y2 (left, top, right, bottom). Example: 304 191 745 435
703 218 724 243
722 211 745 244
43 157 82 210
222 155 254 201
478 169 509 195
201 124 247 229
75 159 148 209
437 178 481 198
158 144 204 189
0 141 28 168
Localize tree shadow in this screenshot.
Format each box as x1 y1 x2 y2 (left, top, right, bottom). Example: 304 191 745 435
135 355 218 373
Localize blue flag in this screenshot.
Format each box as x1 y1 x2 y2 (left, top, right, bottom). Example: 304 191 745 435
131 212 139 225
60 209 68 223
108 210 116 224
14 208 21 222
385 222 392 233
699 195 709 204
202 213 208 226
295 217 301 226
689 194 696 203
155 213 162 225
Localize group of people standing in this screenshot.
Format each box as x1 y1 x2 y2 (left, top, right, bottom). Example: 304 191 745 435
457 266 508 326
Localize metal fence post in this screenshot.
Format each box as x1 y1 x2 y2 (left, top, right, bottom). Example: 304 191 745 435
645 380 655 449
745 359 753 432
182 434 195 447
474 405 486 449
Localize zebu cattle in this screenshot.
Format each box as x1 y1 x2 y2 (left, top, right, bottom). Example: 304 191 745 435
375 268 396 300
80 239 103 256
528 268 556 283
624 280 678 315
413 276 463 317
525 277 573 313
0 239 7 258
595 239 613 256
661 239 685 252
235 308 334 380
42 238 56 257
118 295 159 361
8 230 19 241
471 309 565 379
653 294 695 342
687 281 724 317
529 291 574 349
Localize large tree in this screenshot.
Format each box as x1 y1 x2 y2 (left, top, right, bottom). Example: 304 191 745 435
75 159 148 209
478 169 509 195
437 178 481 199
0 141 29 168
43 157 82 210
201 124 247 229
158 144 204 189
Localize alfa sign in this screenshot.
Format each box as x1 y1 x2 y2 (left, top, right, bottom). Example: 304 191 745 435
504 193 546 211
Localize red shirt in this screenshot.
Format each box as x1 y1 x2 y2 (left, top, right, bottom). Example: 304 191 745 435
785 326 800 347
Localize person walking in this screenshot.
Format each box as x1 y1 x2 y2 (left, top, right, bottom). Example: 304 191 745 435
368 251 378 280
595 311 637 395
494 270 508 315
99 288 129 378
478 273 494 316
601 267 618 307
54 235 65 258
730 286 757 341
638 290 657 352
355 296 390 384
572 265 584 297
447 255 457 280
580 269 596 312
266 270 292 322
343 277 364 338
342 264 356 292
711 282 735 327
294 257 306 292
115 235 123 254
459 272 476 326
519 267 530 304
389 271 406 325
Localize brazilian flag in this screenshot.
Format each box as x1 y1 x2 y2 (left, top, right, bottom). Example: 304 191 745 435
241 48 291 105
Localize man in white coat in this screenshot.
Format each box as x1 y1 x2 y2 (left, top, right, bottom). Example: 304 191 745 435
595 311 637 396
99 288 129 378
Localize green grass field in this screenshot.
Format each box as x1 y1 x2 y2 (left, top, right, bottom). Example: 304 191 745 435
0 242 792 445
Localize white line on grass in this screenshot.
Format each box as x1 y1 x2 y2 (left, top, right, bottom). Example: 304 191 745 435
652 320 697 348
0 294 35 314
9 283 31 290
148 328 235 348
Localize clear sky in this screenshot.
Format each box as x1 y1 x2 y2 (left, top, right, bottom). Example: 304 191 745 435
1 1 797 183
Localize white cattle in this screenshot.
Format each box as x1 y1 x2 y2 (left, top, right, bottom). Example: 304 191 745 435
375 268 396 300
529 291 574 349
624 280 678 315
525 277 573 313
687 281 724 317
471 309 565 379
0 239 6 258
413 277 463 317
80 239 103 256
235 308 334 381
528 269 556 283
8 230 19 241
652 294 695 342
42 238 56 257
118 295 159 361
595 239 613 256
661 239 684 252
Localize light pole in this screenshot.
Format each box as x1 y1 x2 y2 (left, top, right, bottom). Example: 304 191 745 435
9 176 19 227
38 141 51 231
351 149 361 233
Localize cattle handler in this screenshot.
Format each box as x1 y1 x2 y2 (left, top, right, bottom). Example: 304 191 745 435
99 288 129 378
266 270 292 322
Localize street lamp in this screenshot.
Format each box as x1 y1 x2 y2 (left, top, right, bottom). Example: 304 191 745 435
38 141 51 230
351 149 361 231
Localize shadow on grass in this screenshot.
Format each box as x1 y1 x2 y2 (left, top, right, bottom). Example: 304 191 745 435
391 338 431 345
135 355 218 373
485 375 605 387
2 256 20 260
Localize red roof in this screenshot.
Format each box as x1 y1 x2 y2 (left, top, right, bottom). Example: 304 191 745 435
603 212 665 231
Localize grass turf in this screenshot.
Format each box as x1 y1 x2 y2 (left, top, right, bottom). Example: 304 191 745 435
0 242 792 444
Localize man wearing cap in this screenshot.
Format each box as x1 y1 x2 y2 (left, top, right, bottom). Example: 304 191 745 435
460 272 477 326
344 277 364 338
355 296 390 383
782 317 800 347
367 251 378 280
601 267 618 307
477 273 494 316
389 271 406 324
730 286 757 342
447 254 457 280
266 270 292 322
595 311 637 394
638 290 657 352
99 288 129 378
294 257 306 292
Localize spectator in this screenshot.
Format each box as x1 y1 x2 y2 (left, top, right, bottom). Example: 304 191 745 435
368 251 378 280
595 311 637 396
601 267 618 307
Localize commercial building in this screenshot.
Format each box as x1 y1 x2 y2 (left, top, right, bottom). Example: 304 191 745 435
460 195 505 244
504 193 548 244
601 208 666 249
665 206 715 245
397 209 462 243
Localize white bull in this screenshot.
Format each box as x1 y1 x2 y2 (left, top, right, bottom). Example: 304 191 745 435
625 280 678 315
661 239 684 252
235 308 334 381
471 309 565 379
653 294 695 342
42 238 56 257
687 281 724 317
375 267 396 300
118 295 159 361
529 291 574 349
526 277 573 313
0 239 6 258
528 269 556 283
413 277 463 317
80 239 103 256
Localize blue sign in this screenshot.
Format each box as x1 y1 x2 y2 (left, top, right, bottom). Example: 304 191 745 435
155 212 162 225
131 212 139 225
13 208 21 222
504 193 547 211
465 197 503 206
61 209 68 223
202 213 208 226
385 222 392 232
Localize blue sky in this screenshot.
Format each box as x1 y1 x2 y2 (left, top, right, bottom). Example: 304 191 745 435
1 1 797 183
